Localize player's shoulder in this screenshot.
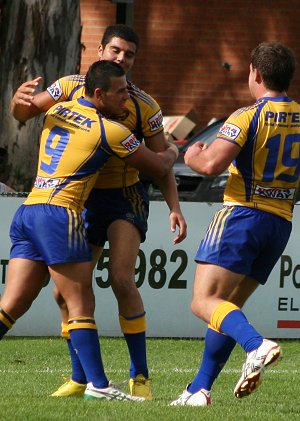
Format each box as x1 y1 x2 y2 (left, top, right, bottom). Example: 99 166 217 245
60 74 85 83
230 102 259 119
47 98 78 113
127 79 159 109
47 74 85 102
218 104 258 141
102 118 139 152
103 117 131 134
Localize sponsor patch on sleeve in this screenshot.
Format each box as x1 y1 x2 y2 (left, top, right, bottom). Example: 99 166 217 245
121 134 140 152
219 122 241 140
47 80 63 101
148 110 163 132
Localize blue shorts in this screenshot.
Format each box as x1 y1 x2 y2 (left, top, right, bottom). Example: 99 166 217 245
83 182 149 247
195 206 292 285
10 204 92 265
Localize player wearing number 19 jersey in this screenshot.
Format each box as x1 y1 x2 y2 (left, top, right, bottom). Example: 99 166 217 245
195 95 300 283
220 96 300 221
171 42 300 407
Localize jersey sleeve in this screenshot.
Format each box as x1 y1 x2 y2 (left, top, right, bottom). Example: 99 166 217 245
46 75 86 102
141 96 164 138
102 120 141 159
127 81 164 139
217 106 256 148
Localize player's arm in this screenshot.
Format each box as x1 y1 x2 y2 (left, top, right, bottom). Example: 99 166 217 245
10 77 56 122
184 138 241 175
144 131 187 244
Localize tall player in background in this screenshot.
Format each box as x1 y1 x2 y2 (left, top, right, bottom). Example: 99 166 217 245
10 24 187 399
171 42 300 406
1 60 179 401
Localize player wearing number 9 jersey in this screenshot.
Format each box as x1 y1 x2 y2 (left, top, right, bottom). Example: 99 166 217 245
16 60 178 261
24 99 140 213
10 25 186 400
171 42 300 407
1 61 178 401
47 75 163 189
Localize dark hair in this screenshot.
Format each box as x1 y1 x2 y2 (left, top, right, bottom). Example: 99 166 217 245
251 42 296 91
101 24 139 52
85 60 125 96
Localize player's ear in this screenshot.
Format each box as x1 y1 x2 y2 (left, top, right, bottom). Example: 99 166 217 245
94 87 103 101
254 68 263 84
98 44 104 59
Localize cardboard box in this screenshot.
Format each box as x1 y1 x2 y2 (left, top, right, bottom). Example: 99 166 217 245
163 110 198 140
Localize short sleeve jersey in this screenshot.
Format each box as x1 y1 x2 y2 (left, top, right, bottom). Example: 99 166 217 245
24 97 140 212
217 96 300 221
47 75 164 188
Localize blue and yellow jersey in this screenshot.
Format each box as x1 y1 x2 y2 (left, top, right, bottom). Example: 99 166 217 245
25 97 140 212
217 96 300 220
47 75 163 188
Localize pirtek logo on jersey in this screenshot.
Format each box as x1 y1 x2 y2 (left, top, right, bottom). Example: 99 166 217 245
53 105 96 128
265 111 300 123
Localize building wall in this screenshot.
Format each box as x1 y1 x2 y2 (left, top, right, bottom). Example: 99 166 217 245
80 0 116 71
80 0 300 128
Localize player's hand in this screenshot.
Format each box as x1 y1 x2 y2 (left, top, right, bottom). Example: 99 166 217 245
169 210 187 244
184 141 205 165
11 77 43 107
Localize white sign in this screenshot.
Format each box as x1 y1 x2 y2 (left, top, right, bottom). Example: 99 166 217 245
0 197 300 338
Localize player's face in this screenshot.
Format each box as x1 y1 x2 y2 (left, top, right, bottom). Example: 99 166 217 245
98 37 137 74
101 75 130 115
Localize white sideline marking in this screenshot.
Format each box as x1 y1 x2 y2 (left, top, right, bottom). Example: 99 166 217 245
0 367 298 374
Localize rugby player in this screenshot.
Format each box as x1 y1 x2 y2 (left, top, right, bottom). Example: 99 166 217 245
171 42 299 406
10 24 186 399
2 60 178 400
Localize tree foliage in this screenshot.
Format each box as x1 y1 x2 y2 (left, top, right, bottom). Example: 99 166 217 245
0 0 81 190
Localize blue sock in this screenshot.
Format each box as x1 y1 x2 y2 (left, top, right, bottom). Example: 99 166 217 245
124 332 149 378
66 339 87 384
188 328 236 393
220 309 263 352
70 329 108 388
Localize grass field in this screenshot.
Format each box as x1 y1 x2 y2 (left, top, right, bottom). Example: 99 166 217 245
0 337 298 421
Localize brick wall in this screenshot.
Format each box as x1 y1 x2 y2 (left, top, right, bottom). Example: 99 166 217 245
80 0 116 73
80 0 300 128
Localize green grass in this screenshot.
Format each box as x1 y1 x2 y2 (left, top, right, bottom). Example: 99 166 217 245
0 337 298 420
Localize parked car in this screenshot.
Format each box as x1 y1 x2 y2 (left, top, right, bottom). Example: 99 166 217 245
144 117 228 202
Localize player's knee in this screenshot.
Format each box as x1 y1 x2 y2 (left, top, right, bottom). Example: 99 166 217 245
191 297 204 319
110 272 136 297
53 286 67 310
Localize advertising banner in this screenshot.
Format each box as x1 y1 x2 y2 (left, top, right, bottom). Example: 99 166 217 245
0 197 299 338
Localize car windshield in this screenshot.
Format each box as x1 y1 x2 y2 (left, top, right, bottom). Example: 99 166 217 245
179 118 226 152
